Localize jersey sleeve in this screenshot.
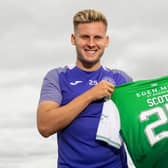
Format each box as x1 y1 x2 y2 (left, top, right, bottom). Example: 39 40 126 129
39 68 62 104
112 69 133 85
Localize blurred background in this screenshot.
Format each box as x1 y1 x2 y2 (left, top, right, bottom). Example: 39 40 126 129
0 0 167 167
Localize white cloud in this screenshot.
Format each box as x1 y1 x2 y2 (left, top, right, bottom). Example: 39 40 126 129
0 128 57 168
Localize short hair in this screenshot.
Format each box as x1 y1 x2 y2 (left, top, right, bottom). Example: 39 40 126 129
73 9 108 31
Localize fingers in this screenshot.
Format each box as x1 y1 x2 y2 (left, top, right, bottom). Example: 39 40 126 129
105 85 114 98
102 79 115 86
101 80 115 90
88 80 115 101
98 80 115 97
101 80 115 100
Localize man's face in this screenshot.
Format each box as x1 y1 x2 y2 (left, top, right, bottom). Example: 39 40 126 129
71 22 109 65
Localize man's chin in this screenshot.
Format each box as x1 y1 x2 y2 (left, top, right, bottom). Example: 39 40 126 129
81 59 100 66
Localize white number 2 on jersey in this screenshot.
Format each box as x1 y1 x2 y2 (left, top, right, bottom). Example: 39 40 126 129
140 104 168 146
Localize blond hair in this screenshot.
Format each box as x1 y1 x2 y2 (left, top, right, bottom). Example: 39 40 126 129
73 9 108 31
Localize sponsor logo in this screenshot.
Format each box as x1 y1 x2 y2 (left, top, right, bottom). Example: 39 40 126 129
102 76 116 85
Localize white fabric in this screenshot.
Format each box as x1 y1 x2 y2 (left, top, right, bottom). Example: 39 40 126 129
96 100 123 149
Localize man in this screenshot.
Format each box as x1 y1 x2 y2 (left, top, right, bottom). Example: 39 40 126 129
37 9 132 168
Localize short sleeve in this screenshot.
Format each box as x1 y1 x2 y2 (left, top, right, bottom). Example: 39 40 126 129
112 69 133 86
39 68 62 104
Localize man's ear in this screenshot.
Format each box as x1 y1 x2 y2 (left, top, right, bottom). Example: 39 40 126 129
105 35 109 47
71 34 76 45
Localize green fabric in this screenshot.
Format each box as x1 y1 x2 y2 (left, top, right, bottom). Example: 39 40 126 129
111 76 168 168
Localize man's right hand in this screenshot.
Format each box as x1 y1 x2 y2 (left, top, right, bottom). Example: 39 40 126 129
87 80 115 101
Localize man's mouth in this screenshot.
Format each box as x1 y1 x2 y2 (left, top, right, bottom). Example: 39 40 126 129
84 49 97 54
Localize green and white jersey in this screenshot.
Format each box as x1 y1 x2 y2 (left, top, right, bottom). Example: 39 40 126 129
112 75 168 168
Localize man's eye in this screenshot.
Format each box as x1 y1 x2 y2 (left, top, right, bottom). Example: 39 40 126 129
95 36 102 40
81 35 89 39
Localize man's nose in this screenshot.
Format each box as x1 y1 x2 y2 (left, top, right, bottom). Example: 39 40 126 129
88 37 96 47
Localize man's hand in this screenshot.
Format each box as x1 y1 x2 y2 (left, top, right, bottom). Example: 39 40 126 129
87 80 115 101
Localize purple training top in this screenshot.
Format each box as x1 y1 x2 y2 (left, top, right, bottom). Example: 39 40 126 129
39 65 132 168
